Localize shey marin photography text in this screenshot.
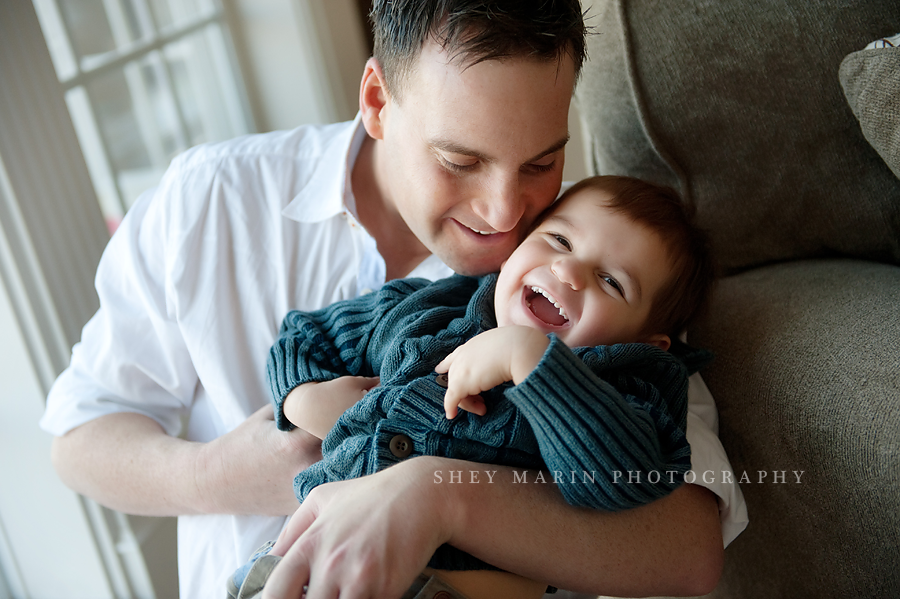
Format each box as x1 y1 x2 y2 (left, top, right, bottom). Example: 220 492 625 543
433 469 805 485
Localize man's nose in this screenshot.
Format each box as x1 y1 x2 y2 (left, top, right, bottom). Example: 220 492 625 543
472 173 525 233
551 258 586 290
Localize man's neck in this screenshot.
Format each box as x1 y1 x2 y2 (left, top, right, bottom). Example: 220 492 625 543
351 135 431 281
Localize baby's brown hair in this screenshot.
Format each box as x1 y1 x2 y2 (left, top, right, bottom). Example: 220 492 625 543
551 175 717 339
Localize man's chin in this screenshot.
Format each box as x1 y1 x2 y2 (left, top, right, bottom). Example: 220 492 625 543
440 253 507 276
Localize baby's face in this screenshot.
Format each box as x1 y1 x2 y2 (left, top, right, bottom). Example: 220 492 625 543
494 187 673 348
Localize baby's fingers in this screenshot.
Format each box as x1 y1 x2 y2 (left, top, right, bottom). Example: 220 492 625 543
444 389 485 419
434 350 457 374
444 389 462 419
458 395 486 416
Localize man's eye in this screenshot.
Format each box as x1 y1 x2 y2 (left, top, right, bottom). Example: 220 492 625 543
525 160 556 173
439 156 477 173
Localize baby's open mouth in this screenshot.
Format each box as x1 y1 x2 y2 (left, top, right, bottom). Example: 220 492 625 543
525 286 569 326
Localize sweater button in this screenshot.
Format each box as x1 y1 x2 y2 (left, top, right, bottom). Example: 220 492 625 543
389 434 413 458
434 373 449 388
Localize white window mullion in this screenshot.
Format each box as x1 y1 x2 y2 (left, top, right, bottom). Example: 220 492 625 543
31 0 78 81
102 0 174 165
131 0 195 151
66 85 130 223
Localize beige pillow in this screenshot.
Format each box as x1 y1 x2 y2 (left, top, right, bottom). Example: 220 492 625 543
840 47 900 180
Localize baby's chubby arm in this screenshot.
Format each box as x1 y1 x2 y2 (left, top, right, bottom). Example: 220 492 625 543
282 376 380 439
435 326 549 419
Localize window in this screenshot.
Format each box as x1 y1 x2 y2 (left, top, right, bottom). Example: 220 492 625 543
33 0 253 232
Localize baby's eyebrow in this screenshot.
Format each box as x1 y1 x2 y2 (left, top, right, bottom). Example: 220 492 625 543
539 214 573 229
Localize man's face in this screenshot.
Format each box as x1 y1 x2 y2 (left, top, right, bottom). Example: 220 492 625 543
494 187 674 348
372 41 575 275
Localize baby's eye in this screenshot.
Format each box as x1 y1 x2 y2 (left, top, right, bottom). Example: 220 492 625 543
552 234 572 250
602 275 623 296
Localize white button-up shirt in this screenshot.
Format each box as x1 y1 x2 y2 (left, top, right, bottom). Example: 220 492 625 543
42 115 746 599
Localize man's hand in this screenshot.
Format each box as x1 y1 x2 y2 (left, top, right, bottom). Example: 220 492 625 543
435 327 549 419
52 407 323 517
198 405 324 515
259 458 723 598
283 377 380 439
263 457 452 599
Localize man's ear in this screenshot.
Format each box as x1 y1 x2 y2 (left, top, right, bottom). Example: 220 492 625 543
642 333 671 352
360 57 390 140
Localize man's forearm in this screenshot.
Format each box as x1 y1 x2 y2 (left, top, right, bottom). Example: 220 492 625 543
51 409 320 517
436 460 724 597
51 413 208 516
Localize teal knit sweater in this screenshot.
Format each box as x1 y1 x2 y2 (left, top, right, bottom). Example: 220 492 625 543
268 274 704 570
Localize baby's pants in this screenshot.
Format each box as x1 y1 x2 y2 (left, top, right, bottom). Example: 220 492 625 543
228 541 470 599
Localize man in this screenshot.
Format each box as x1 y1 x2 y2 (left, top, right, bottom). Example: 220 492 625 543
42 2 745 598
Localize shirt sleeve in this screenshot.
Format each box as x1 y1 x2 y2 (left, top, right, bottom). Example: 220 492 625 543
41 170 198 438
504 335 692 511
267 279 429 430
683 373 749 547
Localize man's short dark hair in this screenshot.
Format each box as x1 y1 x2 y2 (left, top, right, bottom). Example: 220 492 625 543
370 0 587 100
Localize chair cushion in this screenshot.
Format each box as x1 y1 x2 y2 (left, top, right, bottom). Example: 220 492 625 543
691 260 900 597
576 0 900 273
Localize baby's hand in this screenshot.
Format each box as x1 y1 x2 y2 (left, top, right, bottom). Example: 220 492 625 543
435 327 549 419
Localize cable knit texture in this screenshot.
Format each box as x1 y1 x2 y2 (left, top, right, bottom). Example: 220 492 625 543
268 274 704 571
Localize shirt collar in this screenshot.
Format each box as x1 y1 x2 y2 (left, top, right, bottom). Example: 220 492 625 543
282 112 367 223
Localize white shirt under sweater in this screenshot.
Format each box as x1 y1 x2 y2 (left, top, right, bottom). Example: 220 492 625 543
41 114 747 599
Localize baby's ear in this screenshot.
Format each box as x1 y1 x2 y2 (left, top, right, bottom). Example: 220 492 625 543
642 333 671 352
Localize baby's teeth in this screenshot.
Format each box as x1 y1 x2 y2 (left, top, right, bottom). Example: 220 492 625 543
530 286 569 321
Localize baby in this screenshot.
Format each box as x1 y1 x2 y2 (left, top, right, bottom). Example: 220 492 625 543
229 175 716 599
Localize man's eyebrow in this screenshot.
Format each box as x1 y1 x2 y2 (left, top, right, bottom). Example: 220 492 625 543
428 135 570 165
526 136 570 164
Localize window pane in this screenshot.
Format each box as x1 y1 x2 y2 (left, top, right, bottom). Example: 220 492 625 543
146 0 174 29
35 0 251 233
148 0 216 30
164 25 242 146
83 61 179 218
86 67 152 173
57 0 117 60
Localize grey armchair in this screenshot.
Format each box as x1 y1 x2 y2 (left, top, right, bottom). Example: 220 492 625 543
575 1 900 596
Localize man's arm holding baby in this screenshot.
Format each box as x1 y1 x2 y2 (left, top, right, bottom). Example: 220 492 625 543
263 329 721 597
51 407 322 517
264 457 722 598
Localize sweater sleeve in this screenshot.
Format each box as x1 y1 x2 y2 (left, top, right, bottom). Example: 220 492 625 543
504 335 693 511
267 278 430 430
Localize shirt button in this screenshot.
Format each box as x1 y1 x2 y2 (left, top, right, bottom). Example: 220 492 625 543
389 434 414 458
360 288 373 295
434 373 449 388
